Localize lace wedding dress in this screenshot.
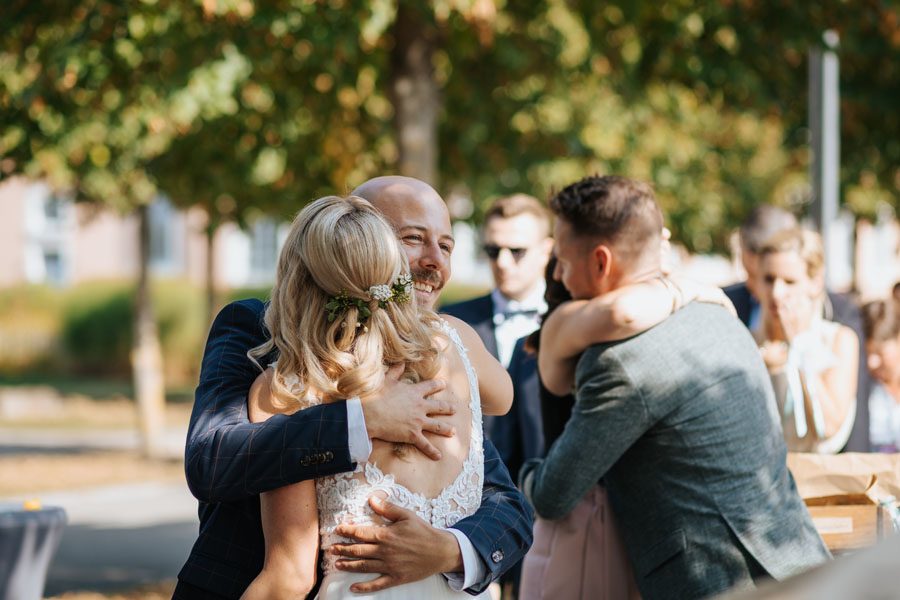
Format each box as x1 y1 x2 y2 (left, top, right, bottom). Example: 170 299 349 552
315 319 486 599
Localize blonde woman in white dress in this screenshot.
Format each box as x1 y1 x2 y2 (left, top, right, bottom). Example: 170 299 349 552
753 227 858 453
239 195 511 600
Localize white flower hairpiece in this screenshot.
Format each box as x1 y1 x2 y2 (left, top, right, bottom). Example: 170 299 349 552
325 274 414 327
368 284 393 302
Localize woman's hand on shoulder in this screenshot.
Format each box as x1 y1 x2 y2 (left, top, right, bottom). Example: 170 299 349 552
439 314 513 416
671 278 737 317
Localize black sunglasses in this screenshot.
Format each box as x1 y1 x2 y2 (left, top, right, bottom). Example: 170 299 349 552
483 244 529 262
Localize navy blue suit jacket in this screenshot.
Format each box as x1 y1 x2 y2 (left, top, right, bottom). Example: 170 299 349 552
177 299 533 598
723 282 871 452
442 294 545 483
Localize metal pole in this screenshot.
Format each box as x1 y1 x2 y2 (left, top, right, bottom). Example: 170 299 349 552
809 30 840 289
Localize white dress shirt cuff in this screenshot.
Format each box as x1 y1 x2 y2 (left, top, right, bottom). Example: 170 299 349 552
345 397 372 463
443 528 488 591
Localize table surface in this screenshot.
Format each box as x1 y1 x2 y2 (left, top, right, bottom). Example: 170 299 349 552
0 506 67 527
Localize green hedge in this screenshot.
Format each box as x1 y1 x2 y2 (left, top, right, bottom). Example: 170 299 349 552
224 286 271 304
435 282 491 309
0 279 492 387
0 285 64 372
0 280 206 386
60 282 133 375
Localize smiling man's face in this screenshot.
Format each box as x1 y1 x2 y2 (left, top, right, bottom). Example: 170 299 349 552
354 177 454 311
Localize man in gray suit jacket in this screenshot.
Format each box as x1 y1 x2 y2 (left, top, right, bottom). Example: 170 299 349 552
521 175 830 600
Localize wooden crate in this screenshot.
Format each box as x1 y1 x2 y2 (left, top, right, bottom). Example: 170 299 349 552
806 503 893 552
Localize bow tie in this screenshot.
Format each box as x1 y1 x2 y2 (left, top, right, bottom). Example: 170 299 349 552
493 307 541 325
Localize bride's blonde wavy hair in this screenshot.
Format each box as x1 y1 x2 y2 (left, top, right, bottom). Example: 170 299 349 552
249 195 442 407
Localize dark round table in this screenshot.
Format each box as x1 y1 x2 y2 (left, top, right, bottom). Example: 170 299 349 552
0 504 67 600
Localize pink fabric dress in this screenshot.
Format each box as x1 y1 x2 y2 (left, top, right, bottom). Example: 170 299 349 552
519 484 641 600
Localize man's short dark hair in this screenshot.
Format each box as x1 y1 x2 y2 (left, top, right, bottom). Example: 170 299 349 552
548 175 663 256
739 205 798 255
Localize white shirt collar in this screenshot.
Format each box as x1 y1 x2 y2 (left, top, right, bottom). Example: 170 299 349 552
490 282 547 316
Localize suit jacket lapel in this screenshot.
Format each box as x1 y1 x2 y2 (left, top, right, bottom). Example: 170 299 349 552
475 295 499 359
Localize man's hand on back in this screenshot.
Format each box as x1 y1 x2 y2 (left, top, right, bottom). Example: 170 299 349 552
331 495 463 592
360 363 453 460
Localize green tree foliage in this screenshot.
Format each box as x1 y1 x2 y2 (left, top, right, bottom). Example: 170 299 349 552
2 0 899 254
149 1 399 219
3 1 900 451
3 1 203 207
437 1 900 250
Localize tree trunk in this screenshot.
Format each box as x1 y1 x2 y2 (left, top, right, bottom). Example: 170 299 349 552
204 219 218 329
133 204 167 459
391 2 439 185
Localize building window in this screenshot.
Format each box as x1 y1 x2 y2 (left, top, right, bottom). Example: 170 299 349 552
43 250 64 286
44 196 62 221
249 217 278 284
148 197 183 275
23 184 71 285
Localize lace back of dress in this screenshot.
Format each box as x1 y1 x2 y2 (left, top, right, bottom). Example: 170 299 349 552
317 319 484 575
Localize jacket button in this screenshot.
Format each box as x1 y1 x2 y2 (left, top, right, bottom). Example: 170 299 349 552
491 549 504 563
325 451 334 461
316 453 325 463
300 456 310 466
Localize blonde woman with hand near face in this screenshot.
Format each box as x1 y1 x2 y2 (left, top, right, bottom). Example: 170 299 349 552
753 227 859 453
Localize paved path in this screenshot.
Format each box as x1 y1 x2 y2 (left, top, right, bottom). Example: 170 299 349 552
1 428 199 595
0 426 187 458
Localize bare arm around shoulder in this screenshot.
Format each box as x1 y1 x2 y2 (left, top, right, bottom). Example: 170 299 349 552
539 278 736 396
241 372 319 600
441 314 513 416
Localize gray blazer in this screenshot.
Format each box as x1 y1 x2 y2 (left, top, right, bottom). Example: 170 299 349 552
522 303 830 600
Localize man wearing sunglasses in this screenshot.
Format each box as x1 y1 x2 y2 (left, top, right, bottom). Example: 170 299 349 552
442 193 553 599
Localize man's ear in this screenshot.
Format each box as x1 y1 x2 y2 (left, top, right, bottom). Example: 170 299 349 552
592 244 613 281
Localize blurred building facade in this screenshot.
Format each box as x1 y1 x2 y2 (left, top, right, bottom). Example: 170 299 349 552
1 176 898 300
0 177 285 290
0 177 494 294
